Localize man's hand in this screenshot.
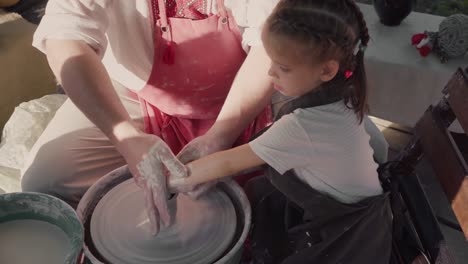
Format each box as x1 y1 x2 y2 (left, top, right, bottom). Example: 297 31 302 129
118 132 187 235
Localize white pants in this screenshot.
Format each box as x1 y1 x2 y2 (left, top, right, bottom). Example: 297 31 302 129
21 82 143 207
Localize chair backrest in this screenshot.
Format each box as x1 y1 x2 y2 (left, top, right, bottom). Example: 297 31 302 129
381 66 468 264
415 67 468 239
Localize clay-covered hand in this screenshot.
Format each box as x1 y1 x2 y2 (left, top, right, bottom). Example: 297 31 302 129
175 133 231 198
118 133 187 235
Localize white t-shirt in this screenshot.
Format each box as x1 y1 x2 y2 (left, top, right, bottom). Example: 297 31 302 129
32 0 279 92
249 101 383 204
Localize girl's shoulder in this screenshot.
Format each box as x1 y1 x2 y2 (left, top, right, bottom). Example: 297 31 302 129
290 101 363 136
294 101 354 122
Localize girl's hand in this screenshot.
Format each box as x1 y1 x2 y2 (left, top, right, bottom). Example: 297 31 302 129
171 140 266 197
175 133 231 198
117 132 188 236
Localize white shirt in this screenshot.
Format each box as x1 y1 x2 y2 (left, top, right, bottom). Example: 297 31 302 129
250 101 384 203
32 0 279 92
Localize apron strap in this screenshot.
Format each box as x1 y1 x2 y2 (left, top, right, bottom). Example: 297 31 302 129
250 84 344 141
274 84 344 121
152 0 227 24
151 0 227 64
151 0 228 39
215 0 228 18
150 0 172 41
156 0 169 29
152 0 174 64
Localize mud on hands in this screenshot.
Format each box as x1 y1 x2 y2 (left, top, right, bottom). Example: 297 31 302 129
136 139 188 236
174 134 233 198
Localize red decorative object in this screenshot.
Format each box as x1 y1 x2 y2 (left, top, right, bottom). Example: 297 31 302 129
418 45 432 57
411 33 427 45
411 32 433 57
345 70 353 79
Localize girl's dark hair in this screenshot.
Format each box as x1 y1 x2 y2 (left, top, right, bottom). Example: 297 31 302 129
265 0 370 123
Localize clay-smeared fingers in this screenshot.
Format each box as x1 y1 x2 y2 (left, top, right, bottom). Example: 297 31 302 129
143 187 160 236
151 184 171 228
177 144 201 165
160 148 188 180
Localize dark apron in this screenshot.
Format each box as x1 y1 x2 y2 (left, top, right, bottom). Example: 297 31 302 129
246 86 392 264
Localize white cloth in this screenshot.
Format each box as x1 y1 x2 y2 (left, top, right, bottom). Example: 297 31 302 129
32 0 279 92
358 3 467 132
250 101 383 204
0 95 67 194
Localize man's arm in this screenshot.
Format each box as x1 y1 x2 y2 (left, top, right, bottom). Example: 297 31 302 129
45 39 188 233
207 45 274 144
44 39 140 146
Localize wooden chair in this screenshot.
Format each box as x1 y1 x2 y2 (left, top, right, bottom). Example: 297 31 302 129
379 66 468 264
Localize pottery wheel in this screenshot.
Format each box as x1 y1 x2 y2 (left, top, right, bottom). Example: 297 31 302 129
91 179 237 264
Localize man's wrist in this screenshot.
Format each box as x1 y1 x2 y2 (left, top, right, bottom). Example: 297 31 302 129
112 121 143 148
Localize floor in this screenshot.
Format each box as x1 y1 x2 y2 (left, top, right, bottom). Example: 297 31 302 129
370 117 468 263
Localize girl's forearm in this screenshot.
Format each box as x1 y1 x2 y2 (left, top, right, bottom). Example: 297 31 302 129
170 144 265 188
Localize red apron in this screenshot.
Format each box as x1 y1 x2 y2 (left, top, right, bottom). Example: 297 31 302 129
137 0 271 184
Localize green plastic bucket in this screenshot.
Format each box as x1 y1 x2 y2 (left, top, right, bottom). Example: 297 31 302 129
0 192 84 263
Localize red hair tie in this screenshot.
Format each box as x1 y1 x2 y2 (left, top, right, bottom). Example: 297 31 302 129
345 70 353 79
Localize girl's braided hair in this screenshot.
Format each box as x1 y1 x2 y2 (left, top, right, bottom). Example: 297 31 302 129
265 0 370 122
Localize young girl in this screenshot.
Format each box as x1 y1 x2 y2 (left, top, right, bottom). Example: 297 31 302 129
171 0 392 263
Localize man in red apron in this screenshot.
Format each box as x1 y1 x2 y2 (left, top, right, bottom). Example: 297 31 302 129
23 0 272 236
134 0 271 234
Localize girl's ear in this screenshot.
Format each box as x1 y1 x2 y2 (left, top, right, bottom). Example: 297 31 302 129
319 60 340 82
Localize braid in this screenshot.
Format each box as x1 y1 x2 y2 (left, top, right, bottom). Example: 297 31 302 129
344 0 370 46
340 0 370 122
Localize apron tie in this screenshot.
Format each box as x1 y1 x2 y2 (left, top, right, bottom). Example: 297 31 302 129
155 0 176 65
